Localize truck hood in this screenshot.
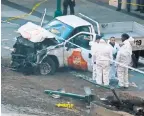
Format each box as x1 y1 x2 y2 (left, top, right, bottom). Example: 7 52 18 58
17 22 56 43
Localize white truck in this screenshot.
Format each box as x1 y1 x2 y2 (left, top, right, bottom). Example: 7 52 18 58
11 13 144 75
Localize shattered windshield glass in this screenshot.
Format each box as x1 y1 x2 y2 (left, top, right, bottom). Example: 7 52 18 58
43 19 74 40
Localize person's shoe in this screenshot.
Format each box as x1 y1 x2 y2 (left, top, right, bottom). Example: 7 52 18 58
135 9 140 11
124 87 129 89
116 8 121 11
124 86 129 89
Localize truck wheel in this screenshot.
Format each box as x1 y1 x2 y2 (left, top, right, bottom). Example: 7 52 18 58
39 57 56 75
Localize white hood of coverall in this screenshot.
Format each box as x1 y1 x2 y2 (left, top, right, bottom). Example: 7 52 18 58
95 39 113 62
123 37 134 55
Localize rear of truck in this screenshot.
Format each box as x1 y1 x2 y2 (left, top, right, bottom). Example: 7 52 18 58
99 21 144 66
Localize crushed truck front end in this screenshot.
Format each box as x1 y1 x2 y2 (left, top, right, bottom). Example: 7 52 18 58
10 22 59 75
11 35 58 75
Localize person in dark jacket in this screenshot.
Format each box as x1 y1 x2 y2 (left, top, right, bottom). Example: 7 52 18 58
135 0 141 11
135 0 144 13
63 0 75 15
140 0 144 13
116 0 131 12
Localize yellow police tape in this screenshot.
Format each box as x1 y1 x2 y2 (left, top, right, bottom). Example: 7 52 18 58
5 0 48 22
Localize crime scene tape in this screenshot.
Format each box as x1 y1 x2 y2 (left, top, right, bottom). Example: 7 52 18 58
110 0 144 7
4 0 48 22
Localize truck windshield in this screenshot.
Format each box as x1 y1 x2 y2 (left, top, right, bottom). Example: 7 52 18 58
43 19 74 40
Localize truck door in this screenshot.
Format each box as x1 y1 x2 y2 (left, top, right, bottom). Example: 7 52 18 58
64 33 93 72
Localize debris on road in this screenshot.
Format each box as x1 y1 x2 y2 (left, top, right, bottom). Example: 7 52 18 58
51 88 65 99
55 102 74 109
44 87 95 105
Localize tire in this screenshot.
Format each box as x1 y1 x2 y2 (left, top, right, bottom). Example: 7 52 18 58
39 57 56 75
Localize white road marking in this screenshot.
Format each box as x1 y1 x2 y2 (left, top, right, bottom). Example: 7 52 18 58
2 38 16 42
1 20 20 26
1 39 9 41
2 46 14 51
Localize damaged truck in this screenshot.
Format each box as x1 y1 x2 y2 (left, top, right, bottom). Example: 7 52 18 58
11 13 144 75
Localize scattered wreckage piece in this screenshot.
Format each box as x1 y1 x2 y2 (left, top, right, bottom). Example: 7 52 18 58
44 87 95 106
44 88 144 115
79 75 144 115
44 77 144 115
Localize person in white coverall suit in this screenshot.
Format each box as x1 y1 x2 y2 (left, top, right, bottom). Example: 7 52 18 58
108 37 120 80
91 37 101 81
116 33 134 88
94 39 113 86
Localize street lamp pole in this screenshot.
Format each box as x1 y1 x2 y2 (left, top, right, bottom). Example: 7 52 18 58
54 0 63 17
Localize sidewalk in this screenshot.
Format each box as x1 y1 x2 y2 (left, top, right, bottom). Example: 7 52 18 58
2 0 144 25
88 0 144 19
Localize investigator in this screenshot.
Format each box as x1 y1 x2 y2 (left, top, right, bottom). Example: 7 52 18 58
91 36 101 81
116 0 131 12
116 33 134 88
63 0 75 15
94 39 113 86
108 37 120 80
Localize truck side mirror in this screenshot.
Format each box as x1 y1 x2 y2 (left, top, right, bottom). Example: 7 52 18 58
65 42 72 51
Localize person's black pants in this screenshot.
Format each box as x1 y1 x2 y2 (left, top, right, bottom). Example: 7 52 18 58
136 0 141 10
140 0 144 11
63 1 75 15
117 0 131 12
